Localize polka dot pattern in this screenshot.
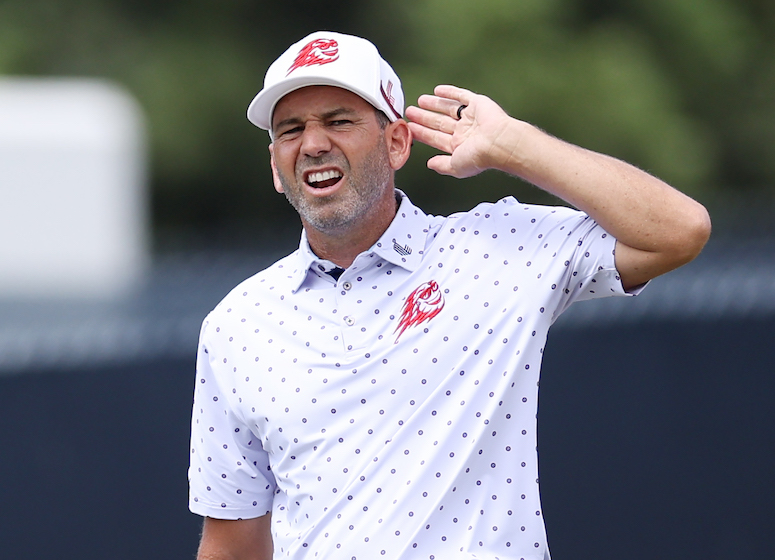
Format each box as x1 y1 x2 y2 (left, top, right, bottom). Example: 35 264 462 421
189 192 629 559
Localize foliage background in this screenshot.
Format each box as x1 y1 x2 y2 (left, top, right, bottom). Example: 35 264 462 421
2 0 774 249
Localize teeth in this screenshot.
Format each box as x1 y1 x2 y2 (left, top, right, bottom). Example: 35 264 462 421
308 170 342 184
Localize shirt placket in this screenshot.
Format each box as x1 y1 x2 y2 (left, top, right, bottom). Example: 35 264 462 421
334 268 369 354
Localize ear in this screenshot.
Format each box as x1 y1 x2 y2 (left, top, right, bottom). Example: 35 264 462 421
385 119 412 171
268 144 284 194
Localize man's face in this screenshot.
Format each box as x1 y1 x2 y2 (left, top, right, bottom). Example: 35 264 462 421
269 86 394 235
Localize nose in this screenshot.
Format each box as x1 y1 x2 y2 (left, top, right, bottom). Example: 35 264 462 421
300 123 331 158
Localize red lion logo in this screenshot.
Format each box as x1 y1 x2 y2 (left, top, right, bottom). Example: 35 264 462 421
287 38 339 76
394 280 445 343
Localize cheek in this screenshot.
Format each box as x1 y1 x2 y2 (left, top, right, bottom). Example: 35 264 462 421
273 148 299 175
270 151 289 193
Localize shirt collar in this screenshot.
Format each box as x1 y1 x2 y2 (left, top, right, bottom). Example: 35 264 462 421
371 189 429 270
287 190 431 293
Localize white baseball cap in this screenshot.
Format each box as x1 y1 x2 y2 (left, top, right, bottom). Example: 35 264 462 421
247 31 404 136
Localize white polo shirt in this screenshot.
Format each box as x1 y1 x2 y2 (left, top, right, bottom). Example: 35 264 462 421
189 191 634 560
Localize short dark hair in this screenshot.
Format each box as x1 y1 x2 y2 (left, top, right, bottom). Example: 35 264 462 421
375 109 390 129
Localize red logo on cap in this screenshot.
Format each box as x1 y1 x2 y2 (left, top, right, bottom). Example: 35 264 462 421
287 38 339 76
380 80 401 119
394 280 445 343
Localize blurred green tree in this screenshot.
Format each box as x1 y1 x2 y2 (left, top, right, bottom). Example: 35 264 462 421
1 0 773 245
367 0 769 214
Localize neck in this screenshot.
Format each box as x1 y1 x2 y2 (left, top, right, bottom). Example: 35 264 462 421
304 190 400 268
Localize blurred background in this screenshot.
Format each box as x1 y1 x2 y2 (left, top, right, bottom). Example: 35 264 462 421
1 0 773 558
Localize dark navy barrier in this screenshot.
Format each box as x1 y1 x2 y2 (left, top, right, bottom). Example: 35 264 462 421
1 238 773 558
0 358 203 559
1 315 773 559
540 316 775 559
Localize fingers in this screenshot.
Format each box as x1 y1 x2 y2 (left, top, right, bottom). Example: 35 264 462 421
433 84 473 105
415 94 460 120
414 86 473 120
403 84 482 179
404 84 474 146
405 105 458 136
406 121 453 153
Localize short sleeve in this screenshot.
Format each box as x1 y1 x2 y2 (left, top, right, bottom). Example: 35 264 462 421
188 318 276 519
549 208 643 320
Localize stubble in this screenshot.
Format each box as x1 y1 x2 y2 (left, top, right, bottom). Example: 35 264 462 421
276 136 393 235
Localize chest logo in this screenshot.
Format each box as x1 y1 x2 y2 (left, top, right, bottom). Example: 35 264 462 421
394 280 445 343
287 38 339 76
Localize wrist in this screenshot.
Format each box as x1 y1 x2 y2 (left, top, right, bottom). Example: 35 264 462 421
486 118 535 176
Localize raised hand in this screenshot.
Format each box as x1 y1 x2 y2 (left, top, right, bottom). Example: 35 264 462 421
405 84 518 179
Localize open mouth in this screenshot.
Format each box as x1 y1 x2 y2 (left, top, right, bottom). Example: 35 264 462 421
306 169 343 189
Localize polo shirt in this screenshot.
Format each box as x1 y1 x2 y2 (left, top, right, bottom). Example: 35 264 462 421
189 190 635 559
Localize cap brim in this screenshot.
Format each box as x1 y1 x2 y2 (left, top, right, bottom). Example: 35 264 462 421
247 76 387 133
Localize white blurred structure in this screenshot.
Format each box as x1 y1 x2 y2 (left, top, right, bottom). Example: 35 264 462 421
0 77 148 299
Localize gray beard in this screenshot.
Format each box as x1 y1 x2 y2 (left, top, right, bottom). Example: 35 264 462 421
277 138 392 234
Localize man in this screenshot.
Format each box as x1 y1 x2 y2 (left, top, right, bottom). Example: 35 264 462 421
189 31 710 559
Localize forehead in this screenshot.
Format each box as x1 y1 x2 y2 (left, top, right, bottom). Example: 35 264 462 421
272 86 375 126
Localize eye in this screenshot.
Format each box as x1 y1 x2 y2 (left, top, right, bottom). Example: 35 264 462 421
329 119 353 127
278 125 304 137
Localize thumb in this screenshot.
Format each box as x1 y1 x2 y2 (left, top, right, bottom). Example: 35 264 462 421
427 155 455 176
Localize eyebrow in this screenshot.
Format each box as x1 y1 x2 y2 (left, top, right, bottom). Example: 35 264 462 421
273 107 360 132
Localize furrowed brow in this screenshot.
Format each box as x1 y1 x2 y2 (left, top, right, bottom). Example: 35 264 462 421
272 107 361 136
273 116 304 131
272 107 367 139
320 107 359 120
274 107 359 129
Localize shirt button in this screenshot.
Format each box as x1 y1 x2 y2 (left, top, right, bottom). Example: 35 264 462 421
343 282 352 291
344 316 355 326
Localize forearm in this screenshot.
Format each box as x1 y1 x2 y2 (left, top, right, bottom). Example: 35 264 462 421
406 84 711 286
493 120 707 252
197 515 273 560
491 120 710 259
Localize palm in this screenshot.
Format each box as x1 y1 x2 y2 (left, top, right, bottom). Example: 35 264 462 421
405 85 512 179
